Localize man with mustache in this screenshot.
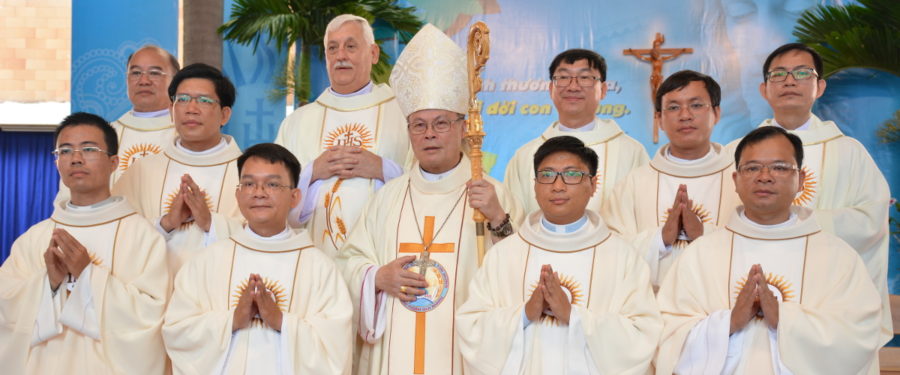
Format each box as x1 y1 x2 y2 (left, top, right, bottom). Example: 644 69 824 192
113 63 243 276
274 14 411 258
728 42 892 346
658 126 882 374
603 70 740 289
505 49 648 216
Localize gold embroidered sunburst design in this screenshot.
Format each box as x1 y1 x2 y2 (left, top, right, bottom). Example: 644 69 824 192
119 143 162 171
163 188 214 230
323 123 374 150
528 273 585 326
793 166 817 206
659 202 712 225
734 272 796 303
231 277 289 327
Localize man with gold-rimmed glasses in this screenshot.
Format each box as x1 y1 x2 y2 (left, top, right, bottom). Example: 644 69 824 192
164 143 353 374
603 70 741 290
55 45 180 204
505 48 648 217
0 112 169 374
113 63 243 277
658 125 882 374
727 42 892 347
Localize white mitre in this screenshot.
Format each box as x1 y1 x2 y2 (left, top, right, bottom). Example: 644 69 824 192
389 23 469 117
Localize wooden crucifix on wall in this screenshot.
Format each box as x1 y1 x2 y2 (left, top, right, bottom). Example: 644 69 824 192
623 33 693 143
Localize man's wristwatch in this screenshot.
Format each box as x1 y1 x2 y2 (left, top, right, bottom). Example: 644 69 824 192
487 213 513 238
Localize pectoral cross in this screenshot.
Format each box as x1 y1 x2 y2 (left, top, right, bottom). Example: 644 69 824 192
623 32 693 143
398 215 455 374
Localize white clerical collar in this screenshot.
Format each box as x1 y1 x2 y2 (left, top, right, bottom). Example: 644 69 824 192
176 136 227 156
419 159 461 181
739 210 798 230
665 146 715 165
244 225 292 241
773 116 813 131
66 196 122 212
540 214 588 234
329 81 374 98
557 119 595 132
131 108 170 118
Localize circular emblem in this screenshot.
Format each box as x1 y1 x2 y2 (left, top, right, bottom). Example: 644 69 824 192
401 259 450 312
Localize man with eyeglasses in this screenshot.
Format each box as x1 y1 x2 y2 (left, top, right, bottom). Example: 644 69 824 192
457 135 661 374
504 49 648 216
657 126 882 374
729 42 892 345
603 70 741 289
274 14 411 258
113 63 243 276
164 143 352 374
337 24 521 375
55 45 180 204
0 112 169 374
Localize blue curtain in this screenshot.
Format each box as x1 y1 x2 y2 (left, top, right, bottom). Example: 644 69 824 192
0 131 58 262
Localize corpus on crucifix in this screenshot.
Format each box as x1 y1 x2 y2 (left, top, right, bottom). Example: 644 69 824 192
624 33 692 143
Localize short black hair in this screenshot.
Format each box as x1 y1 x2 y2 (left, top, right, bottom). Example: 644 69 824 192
237 143 302 188
549 49 607 82
168 63 236 108
126 45 181 73
734 126 804 168
654 70 721 112
55 112 119 155
533 136 599 176
762 43 824 82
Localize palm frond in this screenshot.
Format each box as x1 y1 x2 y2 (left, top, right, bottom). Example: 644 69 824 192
793 0 900 78
877 110 900 143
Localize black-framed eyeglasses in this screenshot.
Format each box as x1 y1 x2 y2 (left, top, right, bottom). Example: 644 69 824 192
407 117 463 135
736 162 799 177
551 75 601 88
236 181 293 194
766 68 817 82
172 94 220 107
535 170 592 184
52 146 113 159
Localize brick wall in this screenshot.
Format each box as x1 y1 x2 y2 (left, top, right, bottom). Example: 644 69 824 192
0 0 71 102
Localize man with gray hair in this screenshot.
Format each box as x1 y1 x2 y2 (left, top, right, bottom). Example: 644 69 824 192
275 14 411 258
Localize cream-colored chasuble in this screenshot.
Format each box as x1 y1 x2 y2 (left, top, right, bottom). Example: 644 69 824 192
112 111 176 181
338 156 523 375
504 118 649 216
602 143 739 287
274 83 411 257
727 114 892 343
0 198 169 374
112 135 242 273
456 211 661 375
55 111 175 204
163 228 352 375
655 207 882 375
